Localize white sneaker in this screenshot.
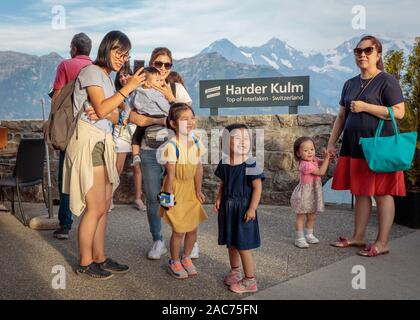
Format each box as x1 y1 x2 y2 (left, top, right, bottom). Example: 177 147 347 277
131 155 141 167
294 237 309 249
108 200 114 213
305 234 319 244
147 240 167 260
190 242 199 259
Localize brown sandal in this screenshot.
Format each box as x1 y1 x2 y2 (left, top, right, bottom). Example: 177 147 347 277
330 237 366 248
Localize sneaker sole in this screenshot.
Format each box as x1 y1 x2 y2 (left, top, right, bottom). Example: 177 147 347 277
229 287 258 294
102 267 130 274
147 248 168 260
167 266 188 280
54 235 69 240
75 270 114 281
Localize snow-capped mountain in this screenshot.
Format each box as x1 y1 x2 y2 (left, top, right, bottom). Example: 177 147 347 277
202 36 413 80
201 36 414 112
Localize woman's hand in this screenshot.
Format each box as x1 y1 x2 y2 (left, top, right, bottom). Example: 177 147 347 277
85 106 99 121
196 191 206 204
152 82 176 103
350 101 366 113
125 67 146 92
213 198 221 214
244 208 256 223
327 143 338 160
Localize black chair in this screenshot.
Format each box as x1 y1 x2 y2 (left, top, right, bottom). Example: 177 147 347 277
0 138 46 226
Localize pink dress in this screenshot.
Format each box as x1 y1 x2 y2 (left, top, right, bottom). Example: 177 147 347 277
290 158 325 214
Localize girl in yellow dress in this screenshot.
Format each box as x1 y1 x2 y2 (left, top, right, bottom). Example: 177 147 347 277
159 103 207 279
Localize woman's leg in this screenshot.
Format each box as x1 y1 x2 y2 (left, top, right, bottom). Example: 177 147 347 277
373 195 394 251
116 152 127 176
92 170 113 263
170 231 184 261
183 228 197 257
78 165 108 266
351 195 372 242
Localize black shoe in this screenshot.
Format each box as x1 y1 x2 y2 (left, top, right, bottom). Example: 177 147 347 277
97 258 130 274
75 263 113 280
53 226 70 240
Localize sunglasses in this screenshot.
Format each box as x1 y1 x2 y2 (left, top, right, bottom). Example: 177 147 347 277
353 46 375 56
153 61 173 69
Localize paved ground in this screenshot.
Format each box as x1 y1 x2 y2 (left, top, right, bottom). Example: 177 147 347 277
247 230 420 300
0 203 416 300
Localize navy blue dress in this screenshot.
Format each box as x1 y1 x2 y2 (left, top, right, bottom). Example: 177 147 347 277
215 158 265 250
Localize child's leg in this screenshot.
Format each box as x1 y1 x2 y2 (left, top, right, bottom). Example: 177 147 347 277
131 144 141 166
295 213 305 237
183 228 197 257
229 249 258 293
305 213 319 244
228 247 241 270
238 250 255 279
305 213 316 231
132 144 140 156
116 152 127 176
170 231 184 261
294 213 309 248
224 247 242 285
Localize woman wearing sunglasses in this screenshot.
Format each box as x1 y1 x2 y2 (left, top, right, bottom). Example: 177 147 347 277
327 35 405 257
63 31 145 279
129 47 197 260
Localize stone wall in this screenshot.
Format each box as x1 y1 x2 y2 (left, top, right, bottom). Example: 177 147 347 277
0 114 336 205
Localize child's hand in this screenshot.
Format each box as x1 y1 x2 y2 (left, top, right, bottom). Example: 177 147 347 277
196 191 206 204
244 208 256 223
213 198 221 214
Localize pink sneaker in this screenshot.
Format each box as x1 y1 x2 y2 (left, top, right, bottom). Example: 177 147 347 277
181 256 198 276
229 278 258 294
224 269 242 286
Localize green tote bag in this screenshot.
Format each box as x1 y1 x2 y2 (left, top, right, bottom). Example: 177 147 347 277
359 107 417 173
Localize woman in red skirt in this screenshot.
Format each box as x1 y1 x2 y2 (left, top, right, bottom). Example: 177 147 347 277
328 35 406 257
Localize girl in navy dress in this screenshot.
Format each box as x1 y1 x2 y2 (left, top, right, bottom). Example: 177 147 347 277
214 123 265 294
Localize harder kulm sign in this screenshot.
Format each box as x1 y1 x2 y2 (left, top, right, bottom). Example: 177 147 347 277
199 76 310 114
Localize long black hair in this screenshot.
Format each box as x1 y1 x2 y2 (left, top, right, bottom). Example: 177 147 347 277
94 30 131 70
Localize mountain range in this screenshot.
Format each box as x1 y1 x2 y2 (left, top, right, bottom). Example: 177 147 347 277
0 36 414 119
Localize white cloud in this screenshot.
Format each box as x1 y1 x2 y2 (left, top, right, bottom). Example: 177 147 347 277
0 0 419 59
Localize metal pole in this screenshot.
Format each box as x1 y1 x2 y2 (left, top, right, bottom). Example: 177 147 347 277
288 106 298 114
40 98 53 218
210 107 219 116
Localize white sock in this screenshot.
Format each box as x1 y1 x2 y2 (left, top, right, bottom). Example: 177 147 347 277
305 228 314 236
296 230 305 239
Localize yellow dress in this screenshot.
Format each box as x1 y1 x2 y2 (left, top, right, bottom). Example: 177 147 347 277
159 136 208 233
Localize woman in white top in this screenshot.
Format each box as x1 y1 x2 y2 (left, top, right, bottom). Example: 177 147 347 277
129 47 198 260
65 31 145 280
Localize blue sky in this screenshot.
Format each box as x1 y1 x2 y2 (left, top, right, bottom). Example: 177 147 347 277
0 0 419 60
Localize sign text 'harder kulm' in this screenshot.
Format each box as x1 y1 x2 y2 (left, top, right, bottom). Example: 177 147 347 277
199 76 310 109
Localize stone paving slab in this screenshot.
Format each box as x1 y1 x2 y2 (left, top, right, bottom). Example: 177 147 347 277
246 231 420 300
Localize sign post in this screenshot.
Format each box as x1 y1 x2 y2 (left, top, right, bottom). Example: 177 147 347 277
200 76 309 114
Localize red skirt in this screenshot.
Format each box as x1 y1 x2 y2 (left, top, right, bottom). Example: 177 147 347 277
332 156 406 196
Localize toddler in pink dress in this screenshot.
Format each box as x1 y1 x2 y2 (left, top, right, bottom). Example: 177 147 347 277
290 137 331 248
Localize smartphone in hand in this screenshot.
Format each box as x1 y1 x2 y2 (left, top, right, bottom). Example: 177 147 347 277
134 59 145 73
